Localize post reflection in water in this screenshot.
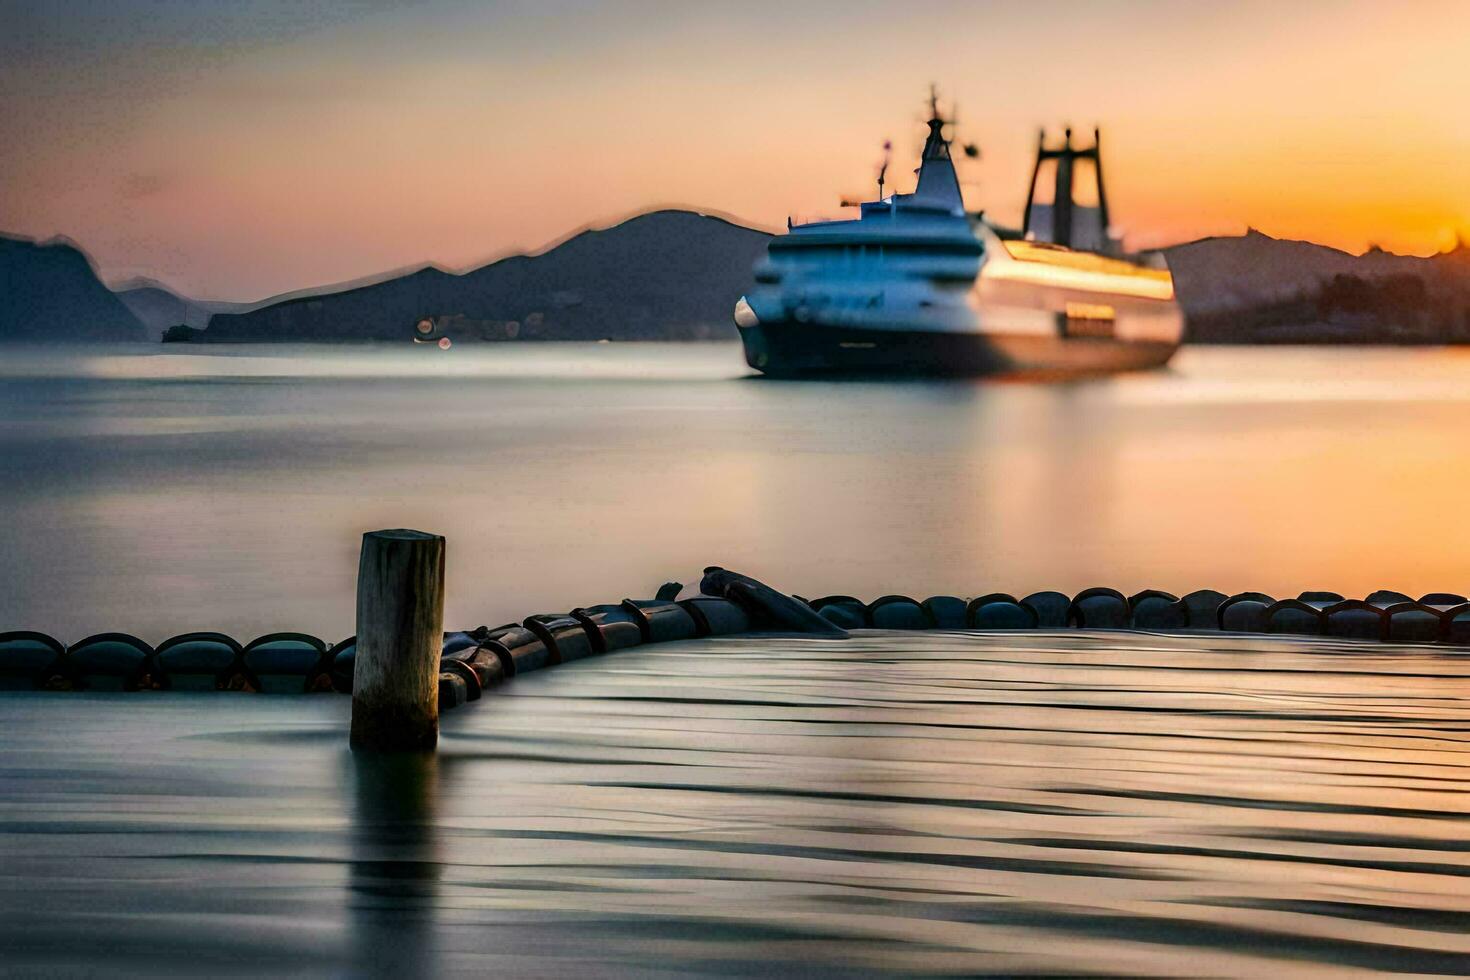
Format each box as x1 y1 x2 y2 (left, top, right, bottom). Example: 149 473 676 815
348 751 441 978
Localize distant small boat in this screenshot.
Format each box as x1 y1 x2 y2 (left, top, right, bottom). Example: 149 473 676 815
734 94 1183 377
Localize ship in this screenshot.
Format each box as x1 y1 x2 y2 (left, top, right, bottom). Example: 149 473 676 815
733 95 1183 377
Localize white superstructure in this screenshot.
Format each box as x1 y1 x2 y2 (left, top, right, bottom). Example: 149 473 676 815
734 96 1184 377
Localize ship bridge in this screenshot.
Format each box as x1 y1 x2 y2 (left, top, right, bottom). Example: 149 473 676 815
761 98 979 285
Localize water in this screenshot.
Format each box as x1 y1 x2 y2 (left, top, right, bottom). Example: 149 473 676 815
2 342 1469 643
2 630 1468 976
4 343 1470 975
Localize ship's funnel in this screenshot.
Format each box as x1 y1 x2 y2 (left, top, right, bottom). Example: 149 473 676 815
1022 128 1113 253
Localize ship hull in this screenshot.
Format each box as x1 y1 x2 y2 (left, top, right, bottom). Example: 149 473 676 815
739 321 1178 378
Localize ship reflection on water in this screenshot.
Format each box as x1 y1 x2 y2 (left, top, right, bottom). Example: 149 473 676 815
2 629 1469 976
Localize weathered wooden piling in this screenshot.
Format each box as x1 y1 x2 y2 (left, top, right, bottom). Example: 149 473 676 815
350 529 444 752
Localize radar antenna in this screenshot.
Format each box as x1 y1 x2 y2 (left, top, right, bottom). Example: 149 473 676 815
950 101 981 159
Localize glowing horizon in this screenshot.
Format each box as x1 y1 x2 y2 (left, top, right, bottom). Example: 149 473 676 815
2 0 1467 300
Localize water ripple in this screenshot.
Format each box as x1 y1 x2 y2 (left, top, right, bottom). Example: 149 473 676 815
2 630 1469 976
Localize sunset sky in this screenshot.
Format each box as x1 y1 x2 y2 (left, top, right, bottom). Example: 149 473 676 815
2 0 1467 300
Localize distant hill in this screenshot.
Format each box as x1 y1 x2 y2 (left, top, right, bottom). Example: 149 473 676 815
112 278 256 339
199 213 1468 346
1164 230 1470 342
1163 229 1432 315
113 271 416 340
10 213 1469 347
197 210 773 343
0 234 147 343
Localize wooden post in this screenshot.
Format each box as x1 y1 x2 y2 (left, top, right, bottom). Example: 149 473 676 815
350 529 445 752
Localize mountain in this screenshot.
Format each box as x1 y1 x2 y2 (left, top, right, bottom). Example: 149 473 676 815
12 212 1467 348
0 233 147 343
199 212 1468 346
112 278 256 339
197 210 773 343
1163 230 1470 343
1163 229 1437 315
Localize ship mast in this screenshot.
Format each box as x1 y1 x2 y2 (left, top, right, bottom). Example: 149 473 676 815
910 86 964 213
876 140 891 201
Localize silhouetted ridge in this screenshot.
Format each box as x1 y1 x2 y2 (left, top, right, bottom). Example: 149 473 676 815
112 279 256 338
12 211 1467 346
198 210 773 342
0 234 147 343
1165 230 1470 343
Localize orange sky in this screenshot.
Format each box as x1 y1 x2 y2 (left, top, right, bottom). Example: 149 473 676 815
1 0 1467 299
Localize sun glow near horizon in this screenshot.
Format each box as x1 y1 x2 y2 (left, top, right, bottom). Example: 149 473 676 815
1 0 1466 299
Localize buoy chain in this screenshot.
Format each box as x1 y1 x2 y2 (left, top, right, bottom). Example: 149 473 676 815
4 587 1465 701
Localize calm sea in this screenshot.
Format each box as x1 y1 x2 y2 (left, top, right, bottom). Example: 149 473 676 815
3 631 1469 976
3 342 1470 976
1 342 1468 640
